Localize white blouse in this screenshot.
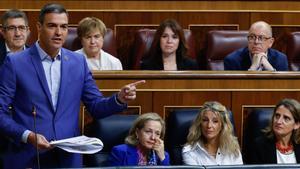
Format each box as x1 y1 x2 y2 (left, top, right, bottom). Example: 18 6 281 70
276 150 297 164
182 143 243 165
76 49 123 70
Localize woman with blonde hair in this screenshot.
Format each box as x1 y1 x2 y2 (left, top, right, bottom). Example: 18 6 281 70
182 101 243 165
108 112 170 166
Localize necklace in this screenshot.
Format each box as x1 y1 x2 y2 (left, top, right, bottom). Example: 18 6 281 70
276 142 294 154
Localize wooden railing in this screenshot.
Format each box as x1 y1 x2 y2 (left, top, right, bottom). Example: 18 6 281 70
87 70 300 144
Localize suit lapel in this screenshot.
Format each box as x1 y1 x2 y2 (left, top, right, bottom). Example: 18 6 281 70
29 45 54 110
55 48 70 114
0 42 7 65
243 48 252 70
293 143 300 163
126 145 139 165
268 138 277 163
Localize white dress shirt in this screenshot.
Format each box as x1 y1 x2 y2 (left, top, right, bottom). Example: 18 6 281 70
182 143 243 165
76 48 122 70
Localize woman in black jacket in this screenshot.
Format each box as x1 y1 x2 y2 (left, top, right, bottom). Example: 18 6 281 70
249 98 300 164
141 19 198 70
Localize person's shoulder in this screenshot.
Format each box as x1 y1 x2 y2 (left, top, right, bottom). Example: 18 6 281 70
254 135 272 145
63 48 82 56
101 50 121 62
181 57 198 70
9 46 32 61
268 48 287 57
62 48 85 60
226 47 248 59
75 48 84 54
141 58 158 70
182 57 197 64
112 144 135 152
182 144 194 153
0 40 6 53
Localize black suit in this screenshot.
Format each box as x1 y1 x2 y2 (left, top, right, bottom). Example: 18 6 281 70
0 40 7 66
0 41 30 67
141 57 198 70
248 135 300 164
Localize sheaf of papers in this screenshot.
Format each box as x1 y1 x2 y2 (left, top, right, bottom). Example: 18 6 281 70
50 135 103 154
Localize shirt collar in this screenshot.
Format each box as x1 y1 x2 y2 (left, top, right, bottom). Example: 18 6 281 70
5 43 26 54
35 41 61 61
195 142 222 156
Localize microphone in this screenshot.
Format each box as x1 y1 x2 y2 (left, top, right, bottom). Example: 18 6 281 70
32 106 40 169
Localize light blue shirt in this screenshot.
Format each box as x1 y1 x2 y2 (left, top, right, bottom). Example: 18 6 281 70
36 42 61 111
22 42 62 143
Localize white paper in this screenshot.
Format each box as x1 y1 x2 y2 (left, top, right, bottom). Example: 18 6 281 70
50 135 103 154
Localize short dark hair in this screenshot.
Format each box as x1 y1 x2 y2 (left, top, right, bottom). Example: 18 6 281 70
39 3 68 24
1 9 28 27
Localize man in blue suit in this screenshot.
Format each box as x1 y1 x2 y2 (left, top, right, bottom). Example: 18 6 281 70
0 9 30 66
0 10 31 160
224 21 288 71
0 3 144 169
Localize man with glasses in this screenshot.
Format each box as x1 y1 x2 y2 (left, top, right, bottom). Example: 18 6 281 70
0 3 144 168
0 9 30 167
0 9 30 66
224 21 288 71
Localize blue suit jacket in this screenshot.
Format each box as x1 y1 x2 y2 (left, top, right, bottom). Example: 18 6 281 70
224 47 289 71
108 144 170 166
0 44 126 169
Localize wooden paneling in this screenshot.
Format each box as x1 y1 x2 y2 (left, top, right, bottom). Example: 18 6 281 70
189 24 240 67
2 1 300 11
232 91 300 144
271 25 300 53
1 2 300 69
9 11 300 69
153 91 231 119
89 70 300 144
115 25 158 69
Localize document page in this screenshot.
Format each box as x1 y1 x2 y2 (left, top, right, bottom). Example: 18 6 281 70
50 135 103 154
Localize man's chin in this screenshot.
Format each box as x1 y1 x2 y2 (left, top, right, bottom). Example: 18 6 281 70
251 51 263 55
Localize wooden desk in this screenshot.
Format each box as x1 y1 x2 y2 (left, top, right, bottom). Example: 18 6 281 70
89 70 300 144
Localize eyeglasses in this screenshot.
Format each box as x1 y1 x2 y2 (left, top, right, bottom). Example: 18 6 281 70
4 25 28 32
247 35 272 42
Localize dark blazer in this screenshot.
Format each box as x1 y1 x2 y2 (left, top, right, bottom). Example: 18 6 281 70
0 44 126 169
108 144 170 166
0 40 7 66
0 41 30 67
224 47 289 71
248 135 300 164
141 57 198 70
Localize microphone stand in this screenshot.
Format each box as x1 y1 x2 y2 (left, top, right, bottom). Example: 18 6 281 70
32 106 40 169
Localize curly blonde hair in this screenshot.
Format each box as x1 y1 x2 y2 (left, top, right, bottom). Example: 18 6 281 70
186 101 241 157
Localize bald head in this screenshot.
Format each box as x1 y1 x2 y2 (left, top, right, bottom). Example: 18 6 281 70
249 21 272 37
247 21 274 54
